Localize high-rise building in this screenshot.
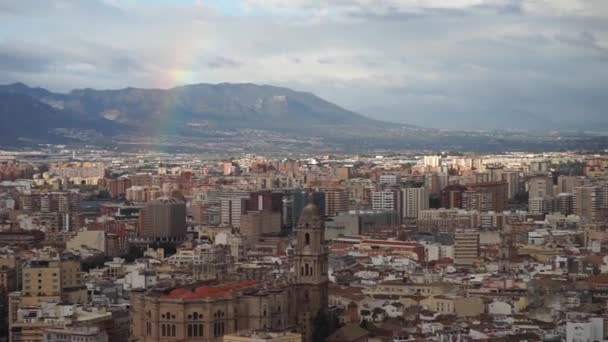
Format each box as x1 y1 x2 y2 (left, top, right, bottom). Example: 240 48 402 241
371 190 402 219
557 176 588 194
245 191 283 213
222 160 239 176
402 187 429 219
18 256 87 306
423 155 442 168
281 196 294 228
379 174 400 185
465 182 508 212
191 201 211 224
528 176 554 198
424 173 441 194
20 191 80 232
463 191 493 212
529 160 550 173
574 186 601 223
240 210 282 239
454 229 480 266
143 198 186 240
322 188 348 217
208 190 250 228
334 167 352 181
440 184 467 209
501 170 522 200
555 193 574 216
528 196 554 215
100 177 132 198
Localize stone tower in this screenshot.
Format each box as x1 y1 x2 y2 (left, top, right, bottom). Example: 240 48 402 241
291 203 329 342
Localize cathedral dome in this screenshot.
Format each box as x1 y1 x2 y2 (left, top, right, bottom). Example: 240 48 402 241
301 203 320 217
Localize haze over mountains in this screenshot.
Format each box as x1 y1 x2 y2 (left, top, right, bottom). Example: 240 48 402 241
0 82 393 143
1 82 607 152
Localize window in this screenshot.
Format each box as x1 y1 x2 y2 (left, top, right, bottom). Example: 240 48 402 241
188 324 204 337
305 233 310 245
213 322 225 337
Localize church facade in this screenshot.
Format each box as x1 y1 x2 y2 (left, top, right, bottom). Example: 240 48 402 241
130 203 328 342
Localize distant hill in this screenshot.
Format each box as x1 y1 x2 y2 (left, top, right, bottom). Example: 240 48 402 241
0 82 391 139
0 89 121 144
4 82 599 152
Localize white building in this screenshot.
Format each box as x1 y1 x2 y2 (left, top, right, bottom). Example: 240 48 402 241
566 317 604 342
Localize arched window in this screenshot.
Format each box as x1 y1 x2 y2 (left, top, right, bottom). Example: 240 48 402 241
305 233 310 245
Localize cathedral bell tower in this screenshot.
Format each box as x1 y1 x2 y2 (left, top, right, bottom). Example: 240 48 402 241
292 203 329 342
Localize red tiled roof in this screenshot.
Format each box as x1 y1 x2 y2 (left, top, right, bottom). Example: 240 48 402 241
163 280 258 299
361 240 422 247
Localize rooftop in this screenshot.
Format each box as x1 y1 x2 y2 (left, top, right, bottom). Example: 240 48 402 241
162 280 258 299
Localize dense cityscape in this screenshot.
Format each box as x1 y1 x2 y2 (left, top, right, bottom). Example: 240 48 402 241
0 148 606 341
2 0 608 341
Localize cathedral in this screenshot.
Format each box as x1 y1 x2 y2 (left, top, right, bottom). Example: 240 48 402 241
130 203 328 342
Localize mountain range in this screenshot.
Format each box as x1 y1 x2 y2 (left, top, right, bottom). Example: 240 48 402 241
1 82 606 152
0 82 393 144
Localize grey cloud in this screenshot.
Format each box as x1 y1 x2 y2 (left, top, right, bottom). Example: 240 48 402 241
206 57 241 69
0 43 56 73
1 0 607 131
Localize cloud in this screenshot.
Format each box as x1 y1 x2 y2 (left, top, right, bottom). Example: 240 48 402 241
0 0 607 130
0 43 55 73
206 57 242 69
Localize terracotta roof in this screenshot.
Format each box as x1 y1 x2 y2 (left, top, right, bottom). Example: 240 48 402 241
361 239 422 247
163 280 258 299
587 274 608 285
326 324 370 342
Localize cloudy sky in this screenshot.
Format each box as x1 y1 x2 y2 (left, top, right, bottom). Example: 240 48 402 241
1 0 607 130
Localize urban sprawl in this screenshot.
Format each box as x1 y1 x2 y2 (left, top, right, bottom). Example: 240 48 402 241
1 149 608 342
